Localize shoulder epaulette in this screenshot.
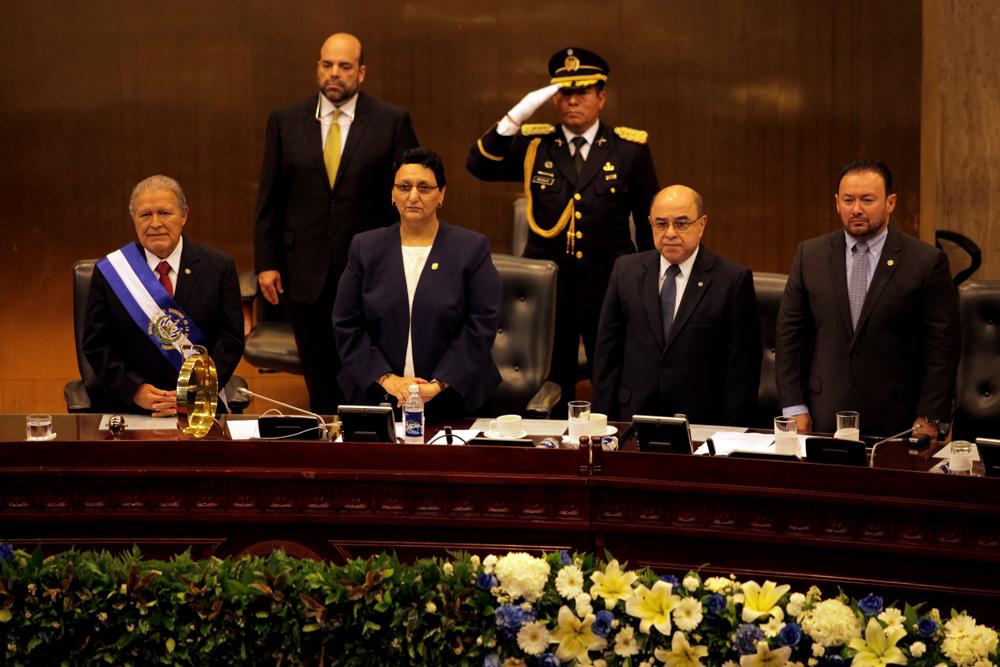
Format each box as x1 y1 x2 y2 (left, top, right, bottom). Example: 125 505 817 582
614 126 648 144
521 123 556 136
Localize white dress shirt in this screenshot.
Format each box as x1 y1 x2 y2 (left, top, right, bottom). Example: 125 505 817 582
318 92 358 151
144 237 183 295
561 120 600 161
658 246 700 319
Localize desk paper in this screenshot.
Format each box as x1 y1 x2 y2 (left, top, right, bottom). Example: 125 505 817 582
690 423 747 442
227 420 260 440
470 418 567 436
693 432 808 458
99 414 178 431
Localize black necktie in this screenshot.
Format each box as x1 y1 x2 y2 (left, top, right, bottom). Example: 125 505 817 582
571 136 587 175
661 264 681 340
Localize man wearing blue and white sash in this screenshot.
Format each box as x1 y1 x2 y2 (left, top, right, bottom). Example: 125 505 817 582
83 175 245 416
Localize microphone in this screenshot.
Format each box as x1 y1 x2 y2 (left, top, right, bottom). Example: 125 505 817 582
868 426 916 468
235 387 331 439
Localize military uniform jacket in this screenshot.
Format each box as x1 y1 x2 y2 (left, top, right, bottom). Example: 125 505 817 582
467 121 658 273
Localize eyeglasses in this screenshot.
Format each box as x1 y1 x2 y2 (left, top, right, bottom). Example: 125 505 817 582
393 183 439 195
651 215 705 233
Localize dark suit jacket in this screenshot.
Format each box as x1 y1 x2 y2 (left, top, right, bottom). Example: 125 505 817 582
775 226 961 436
332 222 502 414
254 91 419 303
593 246 762 424
82 239 245 413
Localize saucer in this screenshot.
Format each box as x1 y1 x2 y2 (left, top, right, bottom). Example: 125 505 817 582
483 429 529 439
563 426 617 443
27 432 57 442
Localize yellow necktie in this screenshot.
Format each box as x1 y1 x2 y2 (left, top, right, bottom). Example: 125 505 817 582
323 108 342 188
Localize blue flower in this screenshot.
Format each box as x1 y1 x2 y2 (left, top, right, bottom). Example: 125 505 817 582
659 573 679 587
559 551 572 566
495 604 535 642
823 656 847 667
538 653 560 667
483 654 500 667
917 618 938 638
0 543 13 563
705 593 726 618
779 623 803 648
592 610 614 637
734 623 766 655
477 573 499 592
858 594 883 616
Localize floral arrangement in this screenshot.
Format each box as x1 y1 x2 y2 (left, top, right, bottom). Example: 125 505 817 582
0 542 996 666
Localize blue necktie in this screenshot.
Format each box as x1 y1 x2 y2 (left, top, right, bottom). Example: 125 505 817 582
848 241 870 331
661 264 681 340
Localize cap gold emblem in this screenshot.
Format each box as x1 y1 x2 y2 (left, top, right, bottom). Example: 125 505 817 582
564 55 580 72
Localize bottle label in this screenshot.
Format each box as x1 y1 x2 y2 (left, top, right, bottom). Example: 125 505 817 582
404 411 424 437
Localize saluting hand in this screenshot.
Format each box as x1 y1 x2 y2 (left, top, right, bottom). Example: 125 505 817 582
506 83 562 126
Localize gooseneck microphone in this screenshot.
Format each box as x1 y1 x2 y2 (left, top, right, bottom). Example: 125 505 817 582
235 387 331 439
867 427 932 468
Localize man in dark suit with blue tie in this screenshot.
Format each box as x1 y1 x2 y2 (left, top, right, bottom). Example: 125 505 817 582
775 160 961 438
593 185 762 424
254 32 419 413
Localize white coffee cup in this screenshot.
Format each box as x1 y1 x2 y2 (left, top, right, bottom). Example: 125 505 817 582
489 414 523 437
588 412 608 436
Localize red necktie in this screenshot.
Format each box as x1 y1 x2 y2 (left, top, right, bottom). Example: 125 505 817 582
156 261 173 297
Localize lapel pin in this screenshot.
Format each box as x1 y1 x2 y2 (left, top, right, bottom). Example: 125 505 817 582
603 161 615 172
887 259 895 267
697 281 704 287
184 268 192 275
597 137 607 146
431 262 439 270
544 160 554 168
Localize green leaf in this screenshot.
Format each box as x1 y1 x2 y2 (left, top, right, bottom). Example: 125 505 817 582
303 623 320 632
166 637 175 653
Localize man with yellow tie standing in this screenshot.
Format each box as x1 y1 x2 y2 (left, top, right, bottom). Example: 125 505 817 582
254 32 419 413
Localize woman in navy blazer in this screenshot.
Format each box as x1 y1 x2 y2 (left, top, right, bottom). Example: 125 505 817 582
333 148 502 418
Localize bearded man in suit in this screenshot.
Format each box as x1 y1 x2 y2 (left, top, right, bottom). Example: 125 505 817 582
254 32 419 413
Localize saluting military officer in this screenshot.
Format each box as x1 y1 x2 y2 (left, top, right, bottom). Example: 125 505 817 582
467 47 659 408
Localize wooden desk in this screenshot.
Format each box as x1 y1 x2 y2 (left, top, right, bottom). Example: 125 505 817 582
2 415 999 623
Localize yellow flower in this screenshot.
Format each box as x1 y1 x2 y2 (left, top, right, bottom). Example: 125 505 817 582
741 640 793 667
654 631 709 667
848 617 908 667
742 580 791 622
550 605 607 662
589 559 638 606
625 580 680 634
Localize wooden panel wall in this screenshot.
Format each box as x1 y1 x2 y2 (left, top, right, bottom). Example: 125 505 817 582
921 0 1000 277
0 0 921 413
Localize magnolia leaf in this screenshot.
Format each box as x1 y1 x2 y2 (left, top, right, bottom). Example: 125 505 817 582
166 637 175 653
303 623 320 633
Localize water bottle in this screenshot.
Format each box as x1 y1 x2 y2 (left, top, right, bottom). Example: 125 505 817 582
403 384 424 444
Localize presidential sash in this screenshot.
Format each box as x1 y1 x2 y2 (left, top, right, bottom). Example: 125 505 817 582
95 242 206 371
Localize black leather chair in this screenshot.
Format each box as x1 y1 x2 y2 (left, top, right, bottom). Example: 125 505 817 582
951 280 1000 440
935 230 982 287
484 254 561 417
241 271 303 375
752 272 787 428
64 259 249 414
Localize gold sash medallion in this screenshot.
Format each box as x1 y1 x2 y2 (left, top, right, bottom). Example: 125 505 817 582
176 345 218 438
147 309 191 350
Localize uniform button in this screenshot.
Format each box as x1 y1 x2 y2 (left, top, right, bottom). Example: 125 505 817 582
573 193 581 201
575 251 583 259
574 211 582 220
541 184 546 190
610 187 616 194
576 231 583 239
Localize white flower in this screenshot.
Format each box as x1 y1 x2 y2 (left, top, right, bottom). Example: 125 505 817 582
942 614 999 666
800 599 862 647
614 626 640 657
425 601 437 613
673 597 704 632
593 661 607 667
683 575 700 592
762 616 786 638
910 641 926 658
494 552 551 602
808 660 818 667
705 577 733 593
483 554 498 574
878 607 905 631
442 562 454 577
787 593 806 618
470 554 481 571
723 662 741 667
575 592 593 617
556 565 585 599
516 620 550 656
811 643 825 657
